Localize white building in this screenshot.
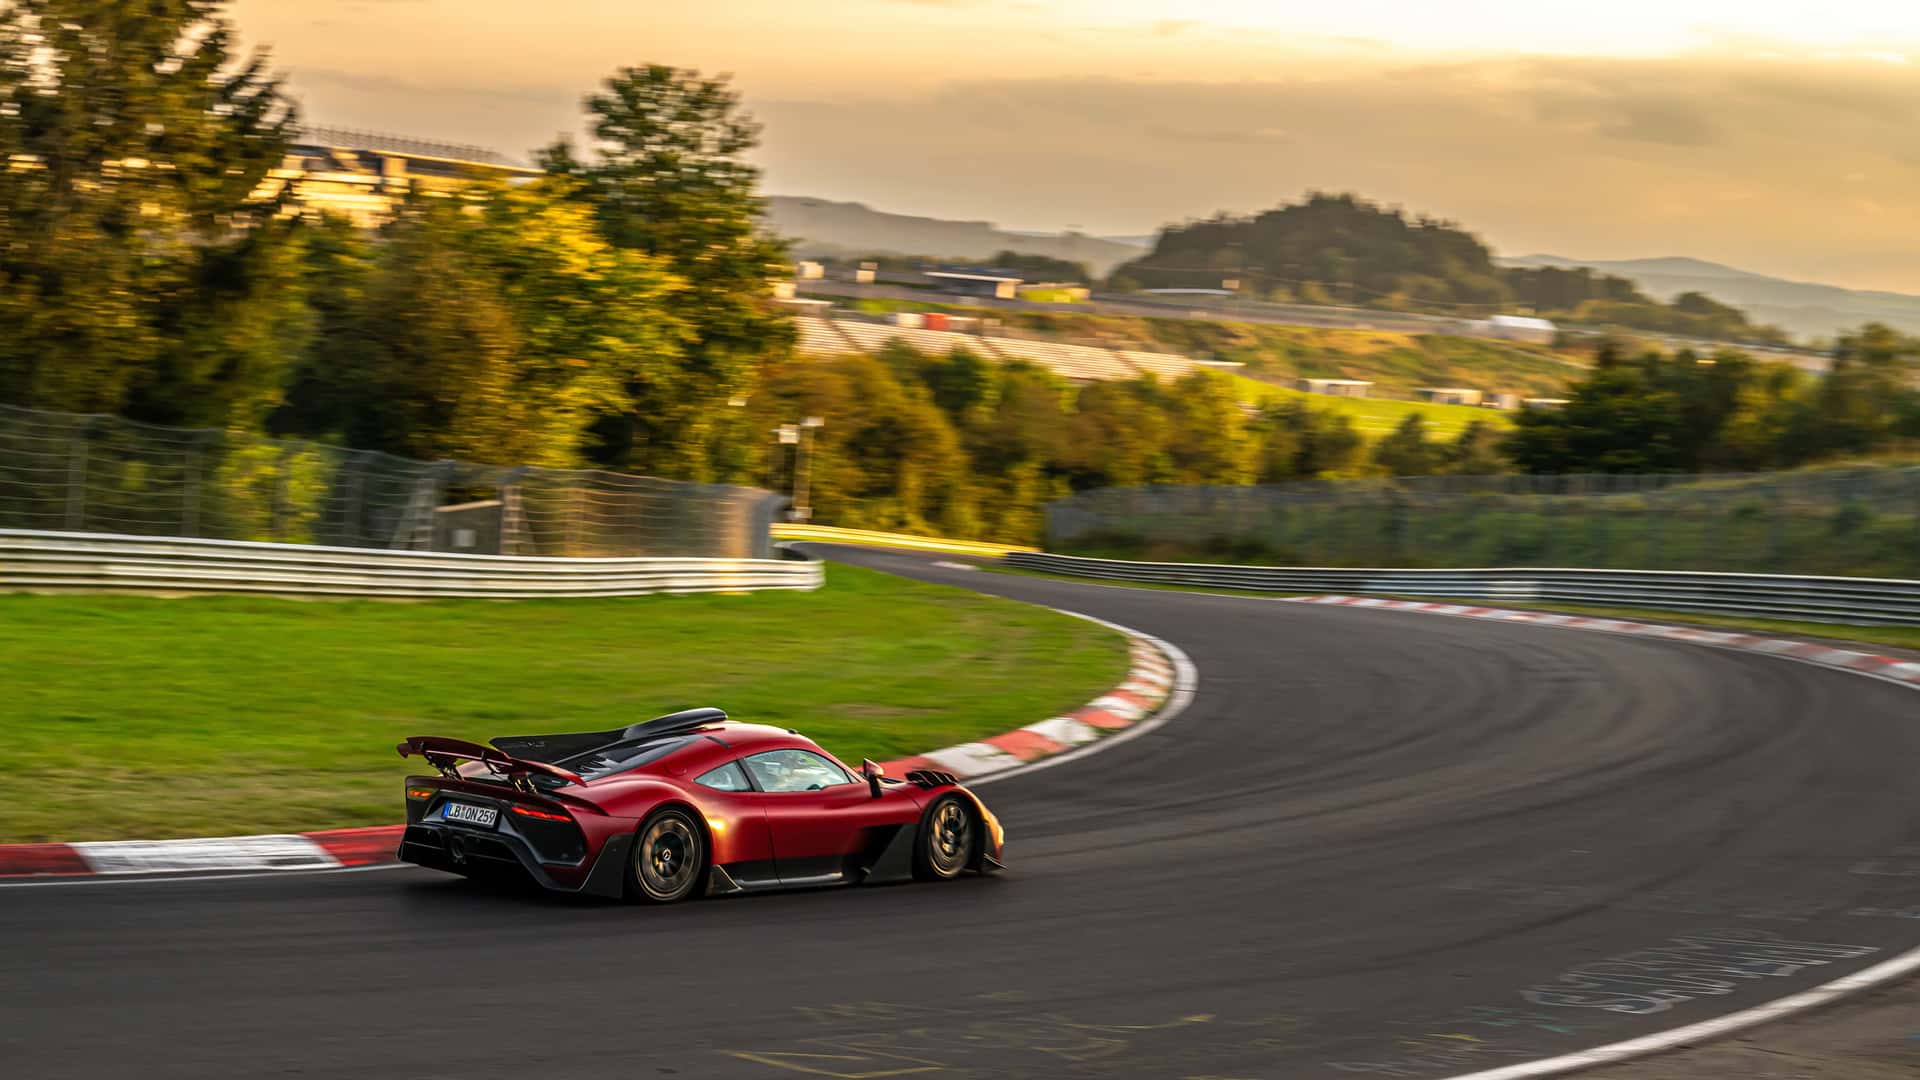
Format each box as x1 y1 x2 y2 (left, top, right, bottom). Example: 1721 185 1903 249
1477 315 1558 344
1415 387 1484 406
1299 378 1373 398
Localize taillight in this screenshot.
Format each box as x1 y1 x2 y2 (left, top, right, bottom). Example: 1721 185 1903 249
511 805 571 822
406 786 435 800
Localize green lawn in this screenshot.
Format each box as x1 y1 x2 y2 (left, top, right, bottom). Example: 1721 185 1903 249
1225 373 1510 438
0 564 1127 843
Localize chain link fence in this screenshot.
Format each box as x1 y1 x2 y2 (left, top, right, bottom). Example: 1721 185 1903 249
1046 470 1920 579
0 405 784 559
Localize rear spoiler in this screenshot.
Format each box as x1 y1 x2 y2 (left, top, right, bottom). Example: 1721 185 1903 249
398 736 587 788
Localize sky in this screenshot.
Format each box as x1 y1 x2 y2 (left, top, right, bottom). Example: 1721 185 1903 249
233 1 1920 293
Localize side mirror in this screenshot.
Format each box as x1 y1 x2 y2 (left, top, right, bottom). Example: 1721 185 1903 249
861 758 885 799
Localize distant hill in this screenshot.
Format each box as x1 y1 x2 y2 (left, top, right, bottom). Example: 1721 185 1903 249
1499 255 1920 340
763 196 1145 277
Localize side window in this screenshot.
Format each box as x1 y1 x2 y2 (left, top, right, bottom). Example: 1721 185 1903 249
694 762 752 792
742 749 854 793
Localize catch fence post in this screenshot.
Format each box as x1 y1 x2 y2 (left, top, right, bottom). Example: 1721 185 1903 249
182 433 203 537
64 419 91 531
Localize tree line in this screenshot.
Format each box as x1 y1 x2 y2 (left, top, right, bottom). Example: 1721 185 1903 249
3 3 1915 549
1 3 787 483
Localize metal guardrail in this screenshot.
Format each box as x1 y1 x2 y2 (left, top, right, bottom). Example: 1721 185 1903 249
773 524 1036 557
1006 551 1920 626
0 530 822 600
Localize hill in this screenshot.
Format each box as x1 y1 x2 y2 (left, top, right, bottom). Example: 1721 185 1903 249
1115 193 1787 345
763 196 1145 276
1500 254 1920 340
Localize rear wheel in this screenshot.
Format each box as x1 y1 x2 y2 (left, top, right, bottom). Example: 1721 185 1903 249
628 808 705 903
913 795 977 881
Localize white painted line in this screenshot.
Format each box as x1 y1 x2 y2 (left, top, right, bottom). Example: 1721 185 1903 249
1262 593 1920 1079
1437 943 1920 1080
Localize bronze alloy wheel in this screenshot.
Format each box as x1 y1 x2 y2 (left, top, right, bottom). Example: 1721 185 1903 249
922 797 976 879
633 810 703 903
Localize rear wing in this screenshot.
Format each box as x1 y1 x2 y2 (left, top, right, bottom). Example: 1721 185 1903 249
397 736 587 789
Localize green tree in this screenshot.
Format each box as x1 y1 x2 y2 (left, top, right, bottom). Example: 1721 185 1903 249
0 0 299 425
1162 372 1254 483
1371 413 1440 476
277 182 691 467
1439 420 1510 475
543 65 793 478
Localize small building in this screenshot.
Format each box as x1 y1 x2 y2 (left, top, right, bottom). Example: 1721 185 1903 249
1522 397 1571 411
1300 378 1373 398
1483 314 1557 344
853 261 878 284
795 261 825 280
888 311 926 328
770 280 798 300
924 270 1022 300
1415 387 1484 407
1484 392 1523 410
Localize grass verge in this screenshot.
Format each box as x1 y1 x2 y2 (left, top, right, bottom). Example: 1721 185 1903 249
0 564 1127 843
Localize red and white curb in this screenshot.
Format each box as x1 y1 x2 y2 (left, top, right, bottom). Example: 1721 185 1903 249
0 825 406 881
1293 595 1920 691
876 615 1186 783
0 614 1193 882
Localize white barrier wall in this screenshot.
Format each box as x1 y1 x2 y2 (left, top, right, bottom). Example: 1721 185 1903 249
0 530 822 599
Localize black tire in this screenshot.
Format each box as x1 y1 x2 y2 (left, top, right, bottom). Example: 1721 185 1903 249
912 795 978 882
627 807 706 904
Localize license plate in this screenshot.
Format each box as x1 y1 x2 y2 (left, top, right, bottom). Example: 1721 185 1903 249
442 803 498 828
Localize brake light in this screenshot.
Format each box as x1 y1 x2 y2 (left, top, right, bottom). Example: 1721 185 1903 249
406 786 435 800
510 805 571 822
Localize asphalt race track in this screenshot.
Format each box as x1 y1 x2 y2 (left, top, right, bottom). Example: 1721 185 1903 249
6 545 1920 1080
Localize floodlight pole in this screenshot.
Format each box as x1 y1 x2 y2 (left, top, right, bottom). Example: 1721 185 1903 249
793 416 824 522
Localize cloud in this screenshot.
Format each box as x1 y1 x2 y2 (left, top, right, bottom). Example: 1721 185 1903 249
747 53 1920 289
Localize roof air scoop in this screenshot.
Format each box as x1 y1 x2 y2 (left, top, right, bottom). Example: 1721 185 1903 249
622 708 728 741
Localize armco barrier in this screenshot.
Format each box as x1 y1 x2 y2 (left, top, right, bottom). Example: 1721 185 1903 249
1005 551 1920 625
772 523 1035 557
0 530 822 599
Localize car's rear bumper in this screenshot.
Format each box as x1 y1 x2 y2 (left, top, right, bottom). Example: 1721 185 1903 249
398 822 631 898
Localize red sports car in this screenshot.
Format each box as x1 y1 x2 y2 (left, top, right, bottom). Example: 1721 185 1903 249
396 708 1005 902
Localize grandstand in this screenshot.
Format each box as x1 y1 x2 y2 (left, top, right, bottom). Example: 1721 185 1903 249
831 319 991 358
793 316 858 356
1116 349 1204 380
983 337 1139 382
792 314 1213 386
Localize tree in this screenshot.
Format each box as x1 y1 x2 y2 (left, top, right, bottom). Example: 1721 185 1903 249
1162 372 1255 484
0 0 299 425
1440 420 1509 475
1251 398 1364 481
276 182 691 466
1371 413 1439 476
543 65 793 478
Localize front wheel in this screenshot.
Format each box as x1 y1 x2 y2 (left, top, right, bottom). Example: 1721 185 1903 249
628 808 706 903
913 795 977 881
